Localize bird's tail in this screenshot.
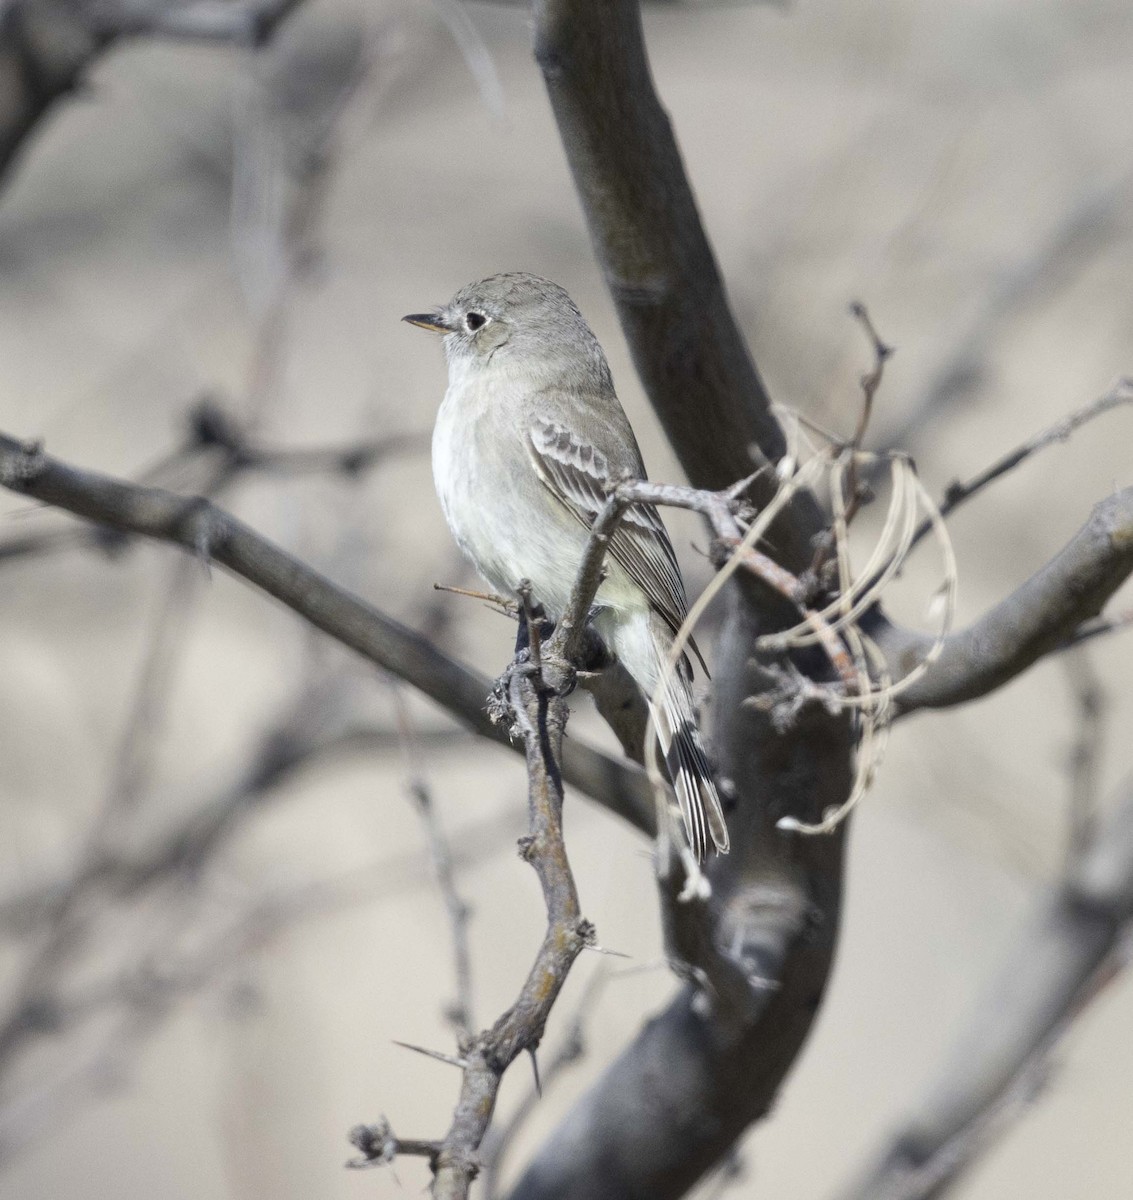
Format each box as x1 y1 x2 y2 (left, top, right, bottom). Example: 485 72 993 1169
648 630 730 861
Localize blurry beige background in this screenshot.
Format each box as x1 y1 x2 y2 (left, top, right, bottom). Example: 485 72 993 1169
1 1 1132 1197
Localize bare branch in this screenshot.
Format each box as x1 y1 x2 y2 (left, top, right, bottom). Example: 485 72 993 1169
187 402 431 478
554 490 631 667
0 433 654 832
0 402 429 565
480 966 613 1199
832 776 1133 1200
348 1118 440 1170
876 485 1133 715
0 722 469 935
907 379 1133 553
0 763 519 1168
847 300 893 452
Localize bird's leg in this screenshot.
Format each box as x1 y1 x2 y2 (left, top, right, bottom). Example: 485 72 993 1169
513 583 555 664
489 588 564 728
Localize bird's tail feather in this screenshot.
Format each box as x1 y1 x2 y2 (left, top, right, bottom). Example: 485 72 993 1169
649 642 729 860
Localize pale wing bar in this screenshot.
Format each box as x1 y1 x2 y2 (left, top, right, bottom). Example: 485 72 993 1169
526 418 690 644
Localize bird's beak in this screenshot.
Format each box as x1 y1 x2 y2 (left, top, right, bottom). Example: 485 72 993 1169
402 312 453 334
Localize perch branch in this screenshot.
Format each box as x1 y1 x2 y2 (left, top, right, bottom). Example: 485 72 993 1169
357 604 593 1198
432 647 591 1199
480 966 613 1200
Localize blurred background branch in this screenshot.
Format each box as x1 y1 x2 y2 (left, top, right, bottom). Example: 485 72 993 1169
0 1 1131 1198
833 772 1133 1200
0 0 305 182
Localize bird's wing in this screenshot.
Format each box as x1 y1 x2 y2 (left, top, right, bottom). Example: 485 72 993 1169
526 417 694 649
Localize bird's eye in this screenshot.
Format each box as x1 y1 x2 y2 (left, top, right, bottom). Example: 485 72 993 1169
464 312 488 332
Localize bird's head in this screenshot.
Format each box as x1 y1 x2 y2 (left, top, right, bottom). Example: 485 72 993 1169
403 272 611 387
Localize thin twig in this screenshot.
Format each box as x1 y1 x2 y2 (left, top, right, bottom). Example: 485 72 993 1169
553 486 631 667
848 301 893 449
909 378 1133 552
0 723 470 934
0 768 519 1169
348 1118 441 1170
807 302 893 583
188 402 430 477
433 582 519 617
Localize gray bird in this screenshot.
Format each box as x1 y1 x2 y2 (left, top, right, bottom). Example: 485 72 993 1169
405 272 729 858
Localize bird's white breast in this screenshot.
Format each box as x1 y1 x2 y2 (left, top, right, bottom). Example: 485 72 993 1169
431 371 602 618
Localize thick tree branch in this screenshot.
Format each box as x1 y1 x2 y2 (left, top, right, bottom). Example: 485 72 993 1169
874 486 1133 715
523 4 854 1195
834 777 1133 1200
533 0 823 566
0 433 653 833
